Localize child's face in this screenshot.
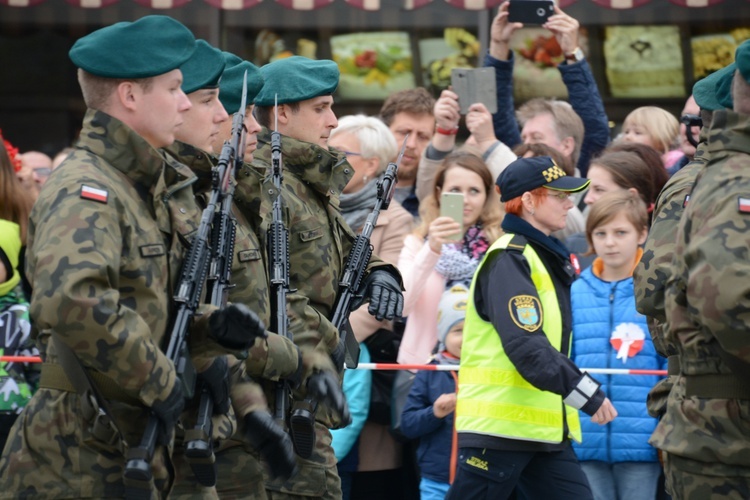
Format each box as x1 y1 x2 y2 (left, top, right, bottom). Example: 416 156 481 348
591 212 647 277
621 123 656 150
445 321 464 358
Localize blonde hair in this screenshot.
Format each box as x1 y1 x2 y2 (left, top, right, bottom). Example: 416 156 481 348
622 106 679 155
585 191 648 255
414 151 503 243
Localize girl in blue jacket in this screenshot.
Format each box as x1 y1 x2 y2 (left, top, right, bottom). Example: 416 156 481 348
571 191 665 500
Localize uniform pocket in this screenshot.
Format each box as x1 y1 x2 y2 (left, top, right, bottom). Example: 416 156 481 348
448 450 516 500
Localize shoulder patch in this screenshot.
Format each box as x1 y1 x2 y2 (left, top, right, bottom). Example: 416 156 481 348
80 185 108 204
508 294 543 332
738 196 750 213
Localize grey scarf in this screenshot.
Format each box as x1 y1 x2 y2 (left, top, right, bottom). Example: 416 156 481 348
339 177 379 232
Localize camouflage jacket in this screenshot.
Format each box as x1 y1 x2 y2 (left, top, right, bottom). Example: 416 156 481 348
237 129 394 425
28 110 201 409
665 110 750 373
650 110 750 468
635 128 710 354
1 109 207 498
165 141 300 385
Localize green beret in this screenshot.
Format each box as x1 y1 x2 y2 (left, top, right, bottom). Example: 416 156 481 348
255 56 339 107
693 63 734 111
736 39 750 85
69 15 195 79
181 40 225 94
715 63 735 110
219 54 264 114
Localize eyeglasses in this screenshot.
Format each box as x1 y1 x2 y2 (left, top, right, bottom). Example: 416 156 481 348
545 191 573 201
342 151 362 157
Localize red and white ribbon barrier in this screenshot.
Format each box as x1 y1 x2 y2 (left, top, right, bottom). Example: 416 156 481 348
0 357 667 376
354 362 667 376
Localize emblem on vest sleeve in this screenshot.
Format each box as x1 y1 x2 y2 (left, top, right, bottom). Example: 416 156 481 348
509 295 543 332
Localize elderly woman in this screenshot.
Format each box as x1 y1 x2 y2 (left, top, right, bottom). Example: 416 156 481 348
447 156 617 500
328 114 413 500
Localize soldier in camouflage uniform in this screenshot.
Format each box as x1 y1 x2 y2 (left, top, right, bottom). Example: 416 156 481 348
0 17 251 499
164 42 298 499
633 64 733 421
240 56 404 499
651 42 750 499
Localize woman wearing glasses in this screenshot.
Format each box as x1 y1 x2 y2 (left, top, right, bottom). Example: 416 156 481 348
447 156 617 500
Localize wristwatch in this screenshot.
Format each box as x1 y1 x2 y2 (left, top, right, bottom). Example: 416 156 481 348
565 47 585 63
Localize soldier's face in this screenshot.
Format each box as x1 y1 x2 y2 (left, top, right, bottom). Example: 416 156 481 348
242 105 262 162
135 69 192 149
177 88 229 153
279 96 337 148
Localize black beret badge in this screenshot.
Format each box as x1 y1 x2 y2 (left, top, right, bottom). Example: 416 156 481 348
509 295 543 332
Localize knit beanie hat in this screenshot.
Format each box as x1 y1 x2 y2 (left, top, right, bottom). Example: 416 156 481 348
437 284 470 346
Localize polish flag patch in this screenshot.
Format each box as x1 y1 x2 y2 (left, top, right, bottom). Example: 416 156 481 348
739 197 750 213
80 185 108 204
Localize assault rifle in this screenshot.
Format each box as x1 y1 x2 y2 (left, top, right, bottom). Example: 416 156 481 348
123 72 249 498
330 135 406 370
267 95 294 430
288 136 407 459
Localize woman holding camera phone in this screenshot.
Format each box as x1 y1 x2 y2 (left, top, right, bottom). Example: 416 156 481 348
397 151 503 366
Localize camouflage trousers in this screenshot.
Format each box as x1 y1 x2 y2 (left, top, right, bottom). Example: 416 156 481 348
664 453 750 499
0 389 172 499
170 442 267 499
264 422 341 500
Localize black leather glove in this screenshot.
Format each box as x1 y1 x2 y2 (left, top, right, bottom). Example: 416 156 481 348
307 371 351 426
197 356 231 415
209 303 267 350
244 411 297 479
354 268 404 321
151 381 185 446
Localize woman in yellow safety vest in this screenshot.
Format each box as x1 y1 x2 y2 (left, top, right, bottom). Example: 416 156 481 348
446 156 618 500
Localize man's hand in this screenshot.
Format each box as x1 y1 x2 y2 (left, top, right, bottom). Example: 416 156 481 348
434 89 461 132
489 2 523 61
590 397 617 425
244 411 298 479
307 371 351 425
466 103 497 153
209 303 267 350
356 269 404 321
543 4 580 56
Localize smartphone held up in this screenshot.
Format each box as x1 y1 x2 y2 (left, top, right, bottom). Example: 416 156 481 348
507 0 555 25
440 192 464 242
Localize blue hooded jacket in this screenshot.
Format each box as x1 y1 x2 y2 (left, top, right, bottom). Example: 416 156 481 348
570 260 665 463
